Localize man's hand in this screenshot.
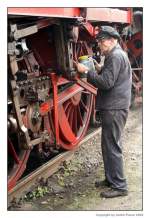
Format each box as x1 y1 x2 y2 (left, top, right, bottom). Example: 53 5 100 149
93 59 103 72
73 61 89 73
93 56 105 73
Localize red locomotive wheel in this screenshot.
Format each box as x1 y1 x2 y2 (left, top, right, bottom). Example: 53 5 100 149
55 40 94 149
8 138 30 191
52 90 94 150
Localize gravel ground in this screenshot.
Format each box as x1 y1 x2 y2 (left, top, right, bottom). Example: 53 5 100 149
11 106 142 211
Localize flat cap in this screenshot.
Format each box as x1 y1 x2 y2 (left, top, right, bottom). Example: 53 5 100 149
96 26 120 40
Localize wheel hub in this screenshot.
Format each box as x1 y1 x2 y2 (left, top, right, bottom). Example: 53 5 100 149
25 103 42 133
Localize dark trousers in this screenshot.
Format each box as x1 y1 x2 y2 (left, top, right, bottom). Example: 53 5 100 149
101 109 128 191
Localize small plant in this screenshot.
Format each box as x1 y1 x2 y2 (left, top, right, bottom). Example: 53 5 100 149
24 186 49 201
57 175 65 187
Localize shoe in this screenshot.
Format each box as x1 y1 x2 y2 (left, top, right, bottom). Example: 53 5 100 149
100 188 128 198
95 179 111 188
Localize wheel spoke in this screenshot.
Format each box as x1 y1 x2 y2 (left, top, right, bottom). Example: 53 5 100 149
8 139 20 164
82 90 90 94
73 107 78 136
66 104 73 119
58 105 76 143
68 106 74 129
64 100 71 112
80 99 88 112
76 105 83 126
8 136 30 191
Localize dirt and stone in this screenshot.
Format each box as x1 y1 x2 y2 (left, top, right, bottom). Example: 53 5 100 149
10 106 142 211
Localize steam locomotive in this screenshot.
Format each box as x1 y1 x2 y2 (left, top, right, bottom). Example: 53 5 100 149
8 8 142 191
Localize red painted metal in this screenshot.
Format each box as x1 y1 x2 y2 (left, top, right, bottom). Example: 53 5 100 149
86 8 132 24
40 83 83 116
82 21 95 37
40 102 50 115
28 29 57 69
50 73 60 146
58 105 77 144
58 92 94 150
8 7 131 24
76 77 97 96
8 8 81 18
127 31 142 60
8 139 30 191
127 8 132 24
8 139 20 164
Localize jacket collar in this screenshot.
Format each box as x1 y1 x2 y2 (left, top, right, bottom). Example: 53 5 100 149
105 43 121 57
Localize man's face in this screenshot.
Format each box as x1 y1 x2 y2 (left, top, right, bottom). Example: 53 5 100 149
98 38 112 55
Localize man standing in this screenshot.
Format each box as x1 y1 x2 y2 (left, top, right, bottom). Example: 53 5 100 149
75 26 132 198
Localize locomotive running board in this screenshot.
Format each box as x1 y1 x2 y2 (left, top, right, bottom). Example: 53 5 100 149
75 78 97 96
